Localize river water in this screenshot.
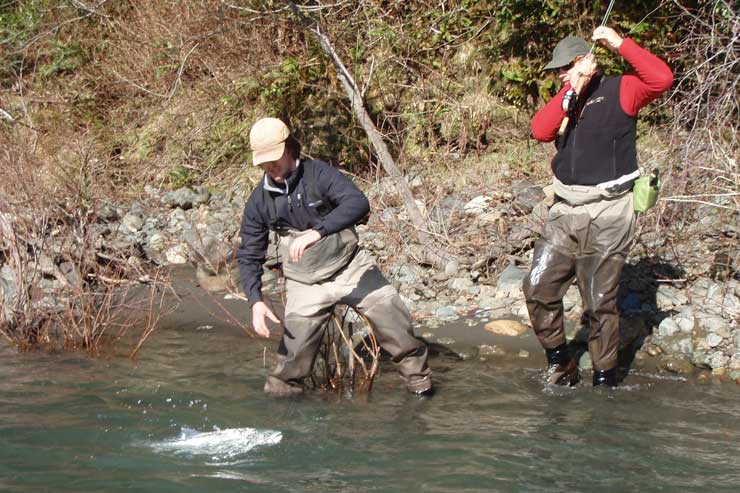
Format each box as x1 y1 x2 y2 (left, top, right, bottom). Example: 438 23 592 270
2 283 740 492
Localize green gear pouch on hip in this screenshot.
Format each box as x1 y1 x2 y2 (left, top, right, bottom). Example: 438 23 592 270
632 171 660 213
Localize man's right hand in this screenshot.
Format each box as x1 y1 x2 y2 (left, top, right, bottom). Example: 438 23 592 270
251 301 280 338
569 53 598 89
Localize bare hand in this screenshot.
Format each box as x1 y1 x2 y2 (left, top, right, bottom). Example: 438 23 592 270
592 26 623 52
288 229 322 263
568 54 598 88
251 301 280 338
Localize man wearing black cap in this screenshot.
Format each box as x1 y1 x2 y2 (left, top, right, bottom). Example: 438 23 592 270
524 26 673 387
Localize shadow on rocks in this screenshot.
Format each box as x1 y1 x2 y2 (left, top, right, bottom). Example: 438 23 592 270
567 256 686 382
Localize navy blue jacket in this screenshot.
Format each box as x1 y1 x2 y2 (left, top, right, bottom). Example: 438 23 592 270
236 159 370 307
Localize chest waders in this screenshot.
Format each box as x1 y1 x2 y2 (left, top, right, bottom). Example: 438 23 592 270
262 160 359 285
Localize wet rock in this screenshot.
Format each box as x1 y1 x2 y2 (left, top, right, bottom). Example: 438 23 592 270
661 356 694 375
691 350 710 368
463 196 492 215
578 351 592 370
434 306 458 319
563 284 582 312
161 186 211 210
479 344 506 357
644 343 662 357
484 319 528 336
184 232 233 275
196 265 237 293
708 352 729 369
657 318 680 337
730 370 740 383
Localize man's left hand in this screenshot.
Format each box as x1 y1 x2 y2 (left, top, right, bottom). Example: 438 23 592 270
288 229 322 263
592 26 623 52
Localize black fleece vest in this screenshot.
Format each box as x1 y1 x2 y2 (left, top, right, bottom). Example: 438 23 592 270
552 74 638 186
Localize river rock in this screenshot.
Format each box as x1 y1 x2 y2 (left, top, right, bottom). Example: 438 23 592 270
122 212 144 233
147 233 167 252
661 356 694 375
165 244 189 264
729 354 740 371
448 277 474 293
656 285 689 310
563 284 581 312
657 317 681 337
579 351 592 370
392 264 422 284
495 264 527 298
97 202 120 222
167 208 188 231
184 232 233 275
708 352 729 369
479 344 507 357
463 195 492 215
706 333 724 348
512 180 544 214
444 259 460 277
484 319 528 336
434 305 458 319
674 308 696 333
699 315 731 338
161 186 211 210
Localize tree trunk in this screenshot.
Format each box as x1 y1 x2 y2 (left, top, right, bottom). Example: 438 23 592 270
286 2 456 269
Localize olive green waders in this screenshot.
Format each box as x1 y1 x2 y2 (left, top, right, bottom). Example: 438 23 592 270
523 179 636 372
264 248 431 394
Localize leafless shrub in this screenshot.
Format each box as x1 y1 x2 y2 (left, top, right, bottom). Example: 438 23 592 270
664 1 739 209
0 127 166 355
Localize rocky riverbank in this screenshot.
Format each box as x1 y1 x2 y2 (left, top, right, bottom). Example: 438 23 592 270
3 179 738 383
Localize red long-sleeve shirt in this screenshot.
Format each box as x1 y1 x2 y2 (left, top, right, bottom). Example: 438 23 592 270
531 38 673 143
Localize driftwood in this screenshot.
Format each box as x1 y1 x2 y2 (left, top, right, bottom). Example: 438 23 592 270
285 1 458 270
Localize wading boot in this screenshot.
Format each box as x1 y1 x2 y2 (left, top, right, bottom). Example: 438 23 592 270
545 344 580 386
592 368 617 388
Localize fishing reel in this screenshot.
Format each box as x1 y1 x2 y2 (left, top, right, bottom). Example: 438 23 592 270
561 88 578 113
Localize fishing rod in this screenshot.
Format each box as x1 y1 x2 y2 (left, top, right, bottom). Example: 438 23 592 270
558 0 617 136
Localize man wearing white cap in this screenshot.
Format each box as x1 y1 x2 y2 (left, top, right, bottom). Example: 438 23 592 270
236 117 432 395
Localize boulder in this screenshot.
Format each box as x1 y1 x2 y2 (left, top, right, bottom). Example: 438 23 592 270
484 319 528 336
